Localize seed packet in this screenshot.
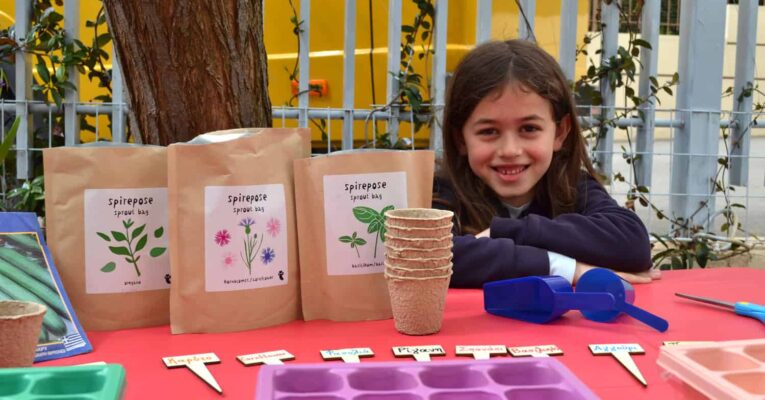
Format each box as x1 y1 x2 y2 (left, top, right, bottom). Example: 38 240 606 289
168 128 309 333
0 212 92 362
43 144 170 330
294 150 435 321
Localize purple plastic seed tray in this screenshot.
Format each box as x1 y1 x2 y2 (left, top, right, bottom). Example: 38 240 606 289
256 357 598 400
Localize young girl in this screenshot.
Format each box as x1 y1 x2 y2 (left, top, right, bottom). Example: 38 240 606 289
434 39 658 288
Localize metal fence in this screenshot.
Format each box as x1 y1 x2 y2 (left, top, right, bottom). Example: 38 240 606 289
2 0 765 241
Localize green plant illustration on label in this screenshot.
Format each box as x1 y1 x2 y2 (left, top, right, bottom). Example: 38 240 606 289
239 217 263 275
352 205 394 258
97 219 167 277
338 231 367 258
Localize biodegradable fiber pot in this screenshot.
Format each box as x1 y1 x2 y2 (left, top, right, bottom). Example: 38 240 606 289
384 208 454 228
385 245 452 259
0 301 46 367
384 224 453 239
385 254 453 269
385 272 452 335
384 234 453 250
384 263 453 279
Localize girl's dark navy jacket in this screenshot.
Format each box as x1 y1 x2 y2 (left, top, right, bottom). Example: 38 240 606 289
432 174 652 288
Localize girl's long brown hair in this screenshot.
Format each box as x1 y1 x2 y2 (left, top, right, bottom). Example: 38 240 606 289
439 39 597 234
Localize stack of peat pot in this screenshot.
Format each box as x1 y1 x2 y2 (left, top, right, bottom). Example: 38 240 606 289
383 208 454 335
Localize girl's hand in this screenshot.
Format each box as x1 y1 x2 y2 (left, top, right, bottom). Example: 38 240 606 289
573 262 661 285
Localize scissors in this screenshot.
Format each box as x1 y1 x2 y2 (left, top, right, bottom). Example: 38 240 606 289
675 293 765 324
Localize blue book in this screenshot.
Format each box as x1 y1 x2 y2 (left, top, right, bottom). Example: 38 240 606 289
0 212 92 362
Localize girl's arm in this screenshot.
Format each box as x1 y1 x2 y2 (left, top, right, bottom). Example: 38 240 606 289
450 235 550 288
490 175 652 272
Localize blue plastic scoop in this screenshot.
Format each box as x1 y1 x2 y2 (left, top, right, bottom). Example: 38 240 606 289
576 268 669 332
484 275 616 323
483 269 669 332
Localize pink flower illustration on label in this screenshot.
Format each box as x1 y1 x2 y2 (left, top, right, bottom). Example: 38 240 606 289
266 218 281 237
214 229 231 246
222 252 236 268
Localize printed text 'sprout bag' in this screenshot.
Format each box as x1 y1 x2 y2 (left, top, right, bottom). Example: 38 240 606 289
168 128 309 333
44 145 170 330
294 150 435 321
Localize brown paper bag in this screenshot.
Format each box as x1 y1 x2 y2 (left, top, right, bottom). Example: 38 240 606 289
294 150 435 321
43 144 170 330
168 128 309 333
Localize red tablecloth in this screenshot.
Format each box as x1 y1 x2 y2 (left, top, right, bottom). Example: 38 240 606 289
42 268 765 399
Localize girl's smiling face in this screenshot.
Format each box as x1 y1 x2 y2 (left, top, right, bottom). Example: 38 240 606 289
461 83 570 207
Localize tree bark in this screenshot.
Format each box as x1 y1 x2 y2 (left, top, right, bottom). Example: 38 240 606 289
103 1 272 145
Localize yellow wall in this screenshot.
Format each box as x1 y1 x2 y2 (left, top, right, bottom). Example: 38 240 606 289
2 0 590 144
264 0 591 147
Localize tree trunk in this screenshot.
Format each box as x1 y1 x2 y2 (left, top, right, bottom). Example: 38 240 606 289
102 1 272 145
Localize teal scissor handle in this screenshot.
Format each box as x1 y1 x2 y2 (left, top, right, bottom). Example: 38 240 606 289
734 302 765 324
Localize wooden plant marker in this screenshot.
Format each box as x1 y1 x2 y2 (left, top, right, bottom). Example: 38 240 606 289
589 344 647 387
662 341 715 347
392 345 446 362
508 344 563 358
237 350 295 366
320 347 374 363
162 353 223 394
455 345 507 360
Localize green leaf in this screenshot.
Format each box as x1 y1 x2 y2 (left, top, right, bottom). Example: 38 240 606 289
355 237 367 245
380 225 388 242
695 243 710 268
380 205 395 220
150 247 166 257
632 38 652 49
59 81 77 91
100 262 116 272
0 117 20 164
95 33 111 48
132 224 146 240
135 234 148 252
111 230 127 241
51 90 62 108
108 246 131 256
35 58 50 83
368 219 382 234
353 206 378 223
339 235 353 243
125 257 134 263
54 65 66 83
154 226 164 238
96 232 111 242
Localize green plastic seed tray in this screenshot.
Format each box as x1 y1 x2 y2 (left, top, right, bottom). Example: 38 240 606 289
0 364 125 400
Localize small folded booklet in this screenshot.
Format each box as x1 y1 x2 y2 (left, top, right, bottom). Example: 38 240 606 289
0 212 92 362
